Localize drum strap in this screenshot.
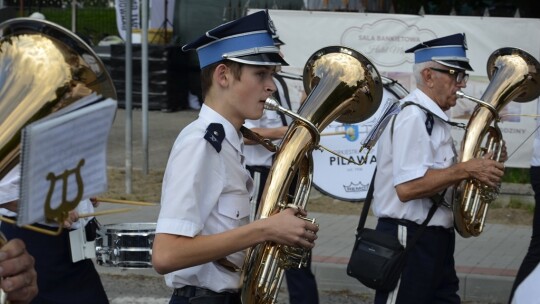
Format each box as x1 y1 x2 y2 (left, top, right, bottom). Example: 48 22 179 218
273 74 292 127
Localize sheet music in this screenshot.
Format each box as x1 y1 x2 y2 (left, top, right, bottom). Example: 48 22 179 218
18 96 117 226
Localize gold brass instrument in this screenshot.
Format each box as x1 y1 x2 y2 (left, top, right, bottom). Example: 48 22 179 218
240 46 383 304
454 47 540 238
0 17 116 235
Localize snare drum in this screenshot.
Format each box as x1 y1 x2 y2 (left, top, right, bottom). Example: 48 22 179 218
95 222 156 268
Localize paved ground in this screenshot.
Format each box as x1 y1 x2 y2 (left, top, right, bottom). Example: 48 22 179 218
97 108 534 303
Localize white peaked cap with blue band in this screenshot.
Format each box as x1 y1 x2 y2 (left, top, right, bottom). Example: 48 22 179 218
182 10 288 69
405 33 473 71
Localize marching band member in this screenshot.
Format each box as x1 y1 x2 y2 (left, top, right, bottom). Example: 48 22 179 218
371 33 505 304
0 164 108 304
151 10 318 304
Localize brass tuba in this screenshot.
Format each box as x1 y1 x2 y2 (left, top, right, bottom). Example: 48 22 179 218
240 46 383 304
453 47 540 238
0 18 117 181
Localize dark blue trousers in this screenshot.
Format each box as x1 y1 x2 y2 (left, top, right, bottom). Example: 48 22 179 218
509 166 540 303
1 223 109 304
374 218 460 304
285 253 319 304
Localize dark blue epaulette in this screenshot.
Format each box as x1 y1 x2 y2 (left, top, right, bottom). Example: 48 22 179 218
204 123 225 152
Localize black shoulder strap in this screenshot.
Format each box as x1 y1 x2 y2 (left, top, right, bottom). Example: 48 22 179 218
401 101 434 134
274 74 292 110
401 101 465 133
357 169 376 230
356 101 455 236
355 169 442 251
273 74 291 126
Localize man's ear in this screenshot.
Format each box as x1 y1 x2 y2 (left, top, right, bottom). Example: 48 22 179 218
214 63 229 87
423 67 434 88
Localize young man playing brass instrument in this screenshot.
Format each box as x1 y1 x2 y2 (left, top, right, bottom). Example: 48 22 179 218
151 10 318 304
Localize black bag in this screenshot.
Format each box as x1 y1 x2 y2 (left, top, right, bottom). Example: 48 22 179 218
347 228 406 292
346 169 440 292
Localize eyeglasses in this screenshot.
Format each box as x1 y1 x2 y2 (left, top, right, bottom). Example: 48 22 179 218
429 67 469 83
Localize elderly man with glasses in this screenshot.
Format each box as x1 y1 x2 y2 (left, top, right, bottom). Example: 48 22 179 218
369 33 506 304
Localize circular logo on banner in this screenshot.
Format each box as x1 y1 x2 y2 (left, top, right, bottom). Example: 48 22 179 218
312 78 408 202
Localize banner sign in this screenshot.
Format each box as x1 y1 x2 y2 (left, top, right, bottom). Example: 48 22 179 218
263 9 540 200
115 0 140 40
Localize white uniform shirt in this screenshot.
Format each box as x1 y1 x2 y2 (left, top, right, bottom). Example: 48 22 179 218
243 76 291 167
372 89 455 228
156 104 253 292
512 263 540 304
531 121 540 167
0 164 93 229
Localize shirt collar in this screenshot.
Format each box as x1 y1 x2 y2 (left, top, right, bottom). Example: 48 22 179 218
409 89 450 121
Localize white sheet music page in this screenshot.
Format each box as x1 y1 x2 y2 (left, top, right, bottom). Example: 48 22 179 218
18 97 117 226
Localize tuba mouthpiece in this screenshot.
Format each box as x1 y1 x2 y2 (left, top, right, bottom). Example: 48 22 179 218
264 97 281 111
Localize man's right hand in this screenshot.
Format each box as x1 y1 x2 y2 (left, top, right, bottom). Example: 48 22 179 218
0 238 37 304
464 152 505 188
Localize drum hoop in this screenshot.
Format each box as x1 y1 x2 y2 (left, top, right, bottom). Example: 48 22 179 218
382 76 408 100
101 222 156 232
312 183 364 203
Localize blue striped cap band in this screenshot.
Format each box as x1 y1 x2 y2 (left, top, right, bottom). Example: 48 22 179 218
414 45 466 63
197 31 276 68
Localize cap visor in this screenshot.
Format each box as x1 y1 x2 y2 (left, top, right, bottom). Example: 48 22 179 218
435 60 474 71
228 53 289 66
273 37 285 46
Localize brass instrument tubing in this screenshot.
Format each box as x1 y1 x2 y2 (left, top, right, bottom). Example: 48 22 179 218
456 91 500 120
320 131 347 136
267 97 365 165
316 144 365 166
264 98 320 144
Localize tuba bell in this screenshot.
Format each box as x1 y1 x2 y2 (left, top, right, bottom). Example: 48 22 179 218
0 17 117 180
453 47 540 238
240 46 383 304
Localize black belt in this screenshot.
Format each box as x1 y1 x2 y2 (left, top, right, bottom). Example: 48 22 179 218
172 286 240 304
380 217 454 233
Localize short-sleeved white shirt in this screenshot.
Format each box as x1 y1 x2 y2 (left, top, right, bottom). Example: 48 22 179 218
372 89 455 228
0 164 94 229
156 104 253 292
531 101 540 166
